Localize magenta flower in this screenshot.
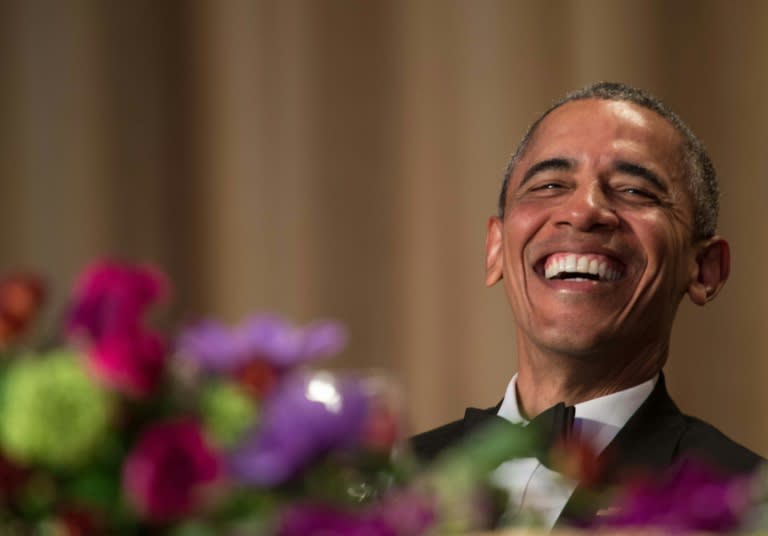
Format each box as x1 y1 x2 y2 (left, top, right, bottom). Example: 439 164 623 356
596 458 753 533
277 492 435 536
66 260 168 339
371 490 437 535
123 420 220 523
229 371 368 486
89 330 167 397
66 260 170 397
177 315 347 373
277 503 396 536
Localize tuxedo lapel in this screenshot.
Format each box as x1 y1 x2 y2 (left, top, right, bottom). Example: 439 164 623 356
598 373 685 480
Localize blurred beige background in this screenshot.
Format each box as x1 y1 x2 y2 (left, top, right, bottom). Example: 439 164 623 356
2 1 767 454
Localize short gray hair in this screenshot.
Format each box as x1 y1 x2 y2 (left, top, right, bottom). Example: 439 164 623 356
498 82 719 240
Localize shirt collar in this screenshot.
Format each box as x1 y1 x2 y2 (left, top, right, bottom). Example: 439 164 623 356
497 373 658 454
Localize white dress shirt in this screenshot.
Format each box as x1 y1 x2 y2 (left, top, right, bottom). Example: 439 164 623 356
490 373 657 529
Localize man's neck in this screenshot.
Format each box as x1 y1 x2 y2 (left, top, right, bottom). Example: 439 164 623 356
514 339 666 420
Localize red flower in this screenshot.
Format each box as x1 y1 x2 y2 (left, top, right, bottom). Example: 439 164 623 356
549 436 602 486
235 358 281 400
360 401 401 454
123 420 220 523
52 506 105 536
0 453 29 502
0 274 45 347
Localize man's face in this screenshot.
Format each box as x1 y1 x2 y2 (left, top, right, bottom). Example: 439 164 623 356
486 98 703 357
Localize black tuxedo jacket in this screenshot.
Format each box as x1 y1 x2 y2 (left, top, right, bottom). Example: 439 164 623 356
410 374 764 526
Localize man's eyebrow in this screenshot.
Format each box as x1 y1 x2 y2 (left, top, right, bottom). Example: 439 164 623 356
614 161 668 192
521 158 574 185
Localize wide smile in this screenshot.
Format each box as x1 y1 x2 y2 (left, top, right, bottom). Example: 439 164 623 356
535 252 626 283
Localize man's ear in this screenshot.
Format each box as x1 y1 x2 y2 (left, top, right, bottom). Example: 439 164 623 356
485 216 504 287
687 237 730 305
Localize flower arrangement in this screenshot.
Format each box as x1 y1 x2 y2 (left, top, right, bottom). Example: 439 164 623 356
0 261 435 535
2 260 766 536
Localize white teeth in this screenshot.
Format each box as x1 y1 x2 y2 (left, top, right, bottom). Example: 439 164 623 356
545 262 558 279
544 254 622 281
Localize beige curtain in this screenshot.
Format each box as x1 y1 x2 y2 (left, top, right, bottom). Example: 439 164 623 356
2 0 768 454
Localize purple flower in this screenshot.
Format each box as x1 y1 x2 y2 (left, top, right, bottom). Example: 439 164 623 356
66 260 168 340
228 371 368 486
123 420 220 522
177 315 347 373
596 457 753 533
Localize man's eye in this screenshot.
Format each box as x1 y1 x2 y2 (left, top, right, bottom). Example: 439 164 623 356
532 183 563 191
618 187 659 201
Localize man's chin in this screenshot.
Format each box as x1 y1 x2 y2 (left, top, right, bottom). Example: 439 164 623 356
524 326 626 360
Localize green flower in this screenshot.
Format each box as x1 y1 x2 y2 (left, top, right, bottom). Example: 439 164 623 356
200 382 257 448
0 349 111 468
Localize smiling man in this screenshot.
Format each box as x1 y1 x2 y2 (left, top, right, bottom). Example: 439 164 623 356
411 82 763 528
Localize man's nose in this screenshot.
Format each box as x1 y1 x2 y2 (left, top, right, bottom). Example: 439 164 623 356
554 183 619 232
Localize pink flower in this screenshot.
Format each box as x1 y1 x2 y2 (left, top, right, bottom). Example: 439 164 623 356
66 260 168 340
66 260 170 397
123 420 220 523
595 458 753 532
89 330 167 397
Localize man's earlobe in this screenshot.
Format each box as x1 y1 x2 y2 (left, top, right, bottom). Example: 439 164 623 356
688 238 730 305
485 217 504 287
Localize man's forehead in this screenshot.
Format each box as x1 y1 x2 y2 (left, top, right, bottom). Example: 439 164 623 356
533 99 674 142
516 99 685 173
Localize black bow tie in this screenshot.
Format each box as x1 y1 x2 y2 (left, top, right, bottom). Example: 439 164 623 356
527 402 576 466
528 401 576 444
461 401 576 467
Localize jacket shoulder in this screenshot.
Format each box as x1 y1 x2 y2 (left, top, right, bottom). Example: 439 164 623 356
605 373 764 480
676 414 764 474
